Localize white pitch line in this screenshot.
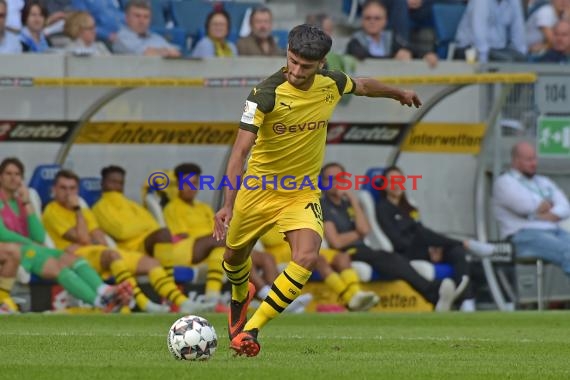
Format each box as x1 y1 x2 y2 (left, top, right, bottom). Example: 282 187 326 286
0 332 544 344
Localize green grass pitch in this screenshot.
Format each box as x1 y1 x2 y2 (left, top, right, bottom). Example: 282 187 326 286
1 312 570 379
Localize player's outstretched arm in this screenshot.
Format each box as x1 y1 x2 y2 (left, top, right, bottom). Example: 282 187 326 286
353 77 422 108
213 129 256 241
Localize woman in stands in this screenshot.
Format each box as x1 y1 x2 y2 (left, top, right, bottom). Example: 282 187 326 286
19 0 52 53
375 166 496 311
191 8 238 58
63 11 110 56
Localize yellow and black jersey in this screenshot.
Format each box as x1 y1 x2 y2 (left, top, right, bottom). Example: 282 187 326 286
239 67 355 195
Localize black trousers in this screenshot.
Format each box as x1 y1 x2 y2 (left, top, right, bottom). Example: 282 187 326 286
351 245 440 304
401 225 472 299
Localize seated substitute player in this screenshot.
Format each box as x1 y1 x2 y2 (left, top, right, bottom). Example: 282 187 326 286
43 169 208 313
92 165 223 309
212 24 422 357
0 157 129 312
259 225 379 311
320 162 461 311
165 162 313 313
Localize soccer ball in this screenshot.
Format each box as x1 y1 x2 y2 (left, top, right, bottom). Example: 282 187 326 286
167 315 218 361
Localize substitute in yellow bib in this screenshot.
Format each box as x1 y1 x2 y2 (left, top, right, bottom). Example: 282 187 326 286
213 24 422 356
43 169 205 314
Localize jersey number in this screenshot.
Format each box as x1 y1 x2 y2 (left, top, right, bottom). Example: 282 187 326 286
305 202 323 221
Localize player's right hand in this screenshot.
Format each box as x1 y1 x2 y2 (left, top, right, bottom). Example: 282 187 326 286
213 206 233 241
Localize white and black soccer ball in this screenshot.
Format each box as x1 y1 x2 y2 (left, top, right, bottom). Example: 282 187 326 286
167 315 218 361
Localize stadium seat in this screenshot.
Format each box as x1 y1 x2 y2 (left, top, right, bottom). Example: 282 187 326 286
145 192 167 228
28 164 61 210
272 29 289 50
171 0 215 49
79 177 102 207
360 166 385 203
432 3 466 60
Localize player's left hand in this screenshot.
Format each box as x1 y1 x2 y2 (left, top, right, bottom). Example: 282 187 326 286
398 90 422 108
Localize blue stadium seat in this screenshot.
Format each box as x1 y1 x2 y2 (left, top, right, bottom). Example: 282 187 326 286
28 164 61 209
432 3 466 59
272 29 289 50
171 0 214 48
79 177 102 207
361 167 385 203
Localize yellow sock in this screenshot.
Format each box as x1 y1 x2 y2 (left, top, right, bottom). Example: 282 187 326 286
222 257 252 302
149 266 188 306
0 277 18 311
154 242 176 277
339 268 361 303
205 247 224 300
324 272 352 305
110 260 150 311
245 261 311 331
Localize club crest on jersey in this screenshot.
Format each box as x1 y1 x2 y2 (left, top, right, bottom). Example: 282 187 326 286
322 89 334 104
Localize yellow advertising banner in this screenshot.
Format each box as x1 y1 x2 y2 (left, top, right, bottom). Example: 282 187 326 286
402 122 487 153
75 122 238 145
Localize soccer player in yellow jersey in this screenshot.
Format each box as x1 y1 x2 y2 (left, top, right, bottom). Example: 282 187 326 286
43 170 210 313
165 162 312 312
213 24 421 356
260 225 379 311
92 165 220 310
0 243 21 312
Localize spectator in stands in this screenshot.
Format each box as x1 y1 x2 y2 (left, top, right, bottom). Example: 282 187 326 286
19 1 52 53
43 0 72 35
0 242 21 312
537 19 570 62
346 0 438 67
192 9 237 58
112 0 180 57
525 0 558 56
0 158 130 312
162 163 313 312
42 169 210 314
92 165 219 310
454 0 527 63
493 141 570 277
237 7 283 56
63 11 110 56
306 13 357 74
72 0 124 44
0 0 22 53
376 166 499 311
321 162 464 312
260 225 379 311
5 0 23 33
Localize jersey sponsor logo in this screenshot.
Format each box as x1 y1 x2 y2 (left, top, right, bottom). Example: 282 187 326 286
272 120 327 135
0 121 74 142
241 100 258 124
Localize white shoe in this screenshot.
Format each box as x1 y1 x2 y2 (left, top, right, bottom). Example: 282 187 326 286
466 240 495 257
145 301 170 313
460 298 476 312
286 293 313 313
179 298 216 314
435 279 456 312
348 291 380 311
